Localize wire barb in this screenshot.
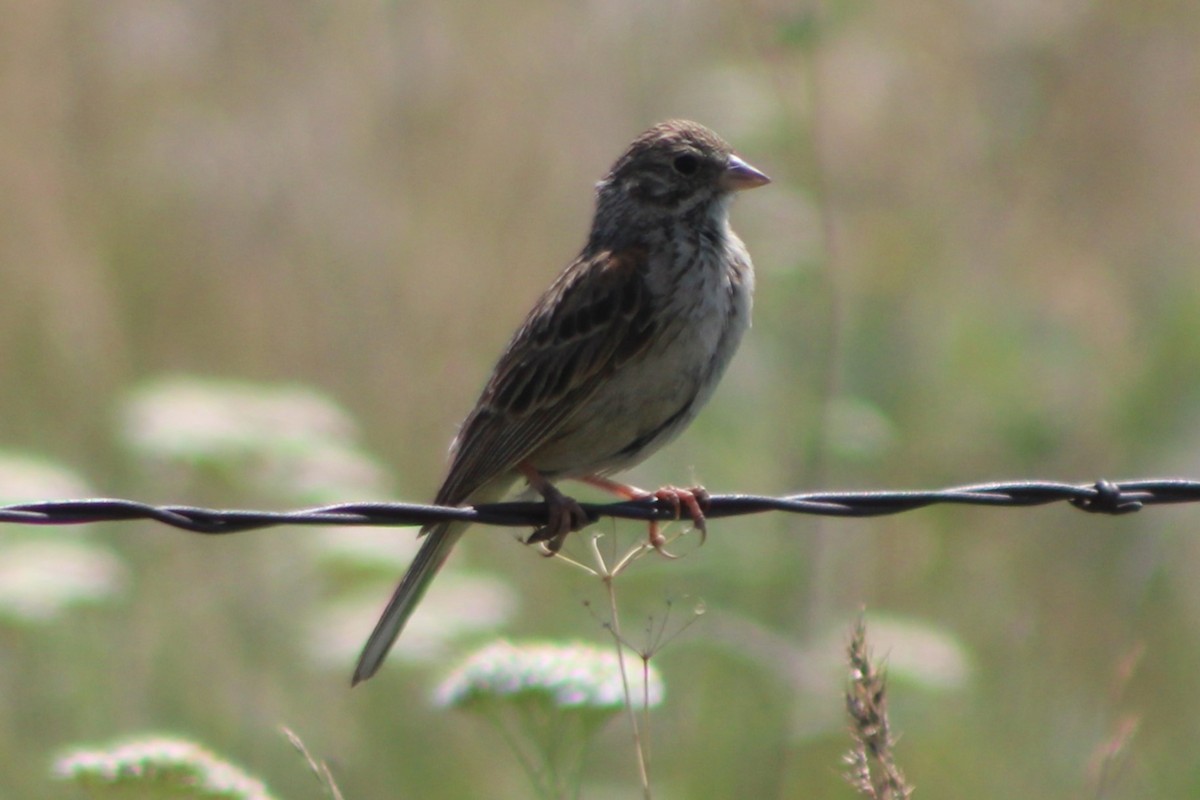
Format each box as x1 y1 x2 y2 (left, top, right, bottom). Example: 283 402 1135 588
0 478 1195 535
1069 480 1145 515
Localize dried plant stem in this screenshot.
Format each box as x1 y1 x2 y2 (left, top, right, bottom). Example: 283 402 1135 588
593 531 653 800
281 727 345 800
844 617 913 799
1088 642 1144 799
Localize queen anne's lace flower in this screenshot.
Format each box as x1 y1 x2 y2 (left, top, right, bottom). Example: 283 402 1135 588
54 736 275 800
434 639 664 710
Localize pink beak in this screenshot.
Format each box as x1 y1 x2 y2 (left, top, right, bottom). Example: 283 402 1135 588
720 154 771 191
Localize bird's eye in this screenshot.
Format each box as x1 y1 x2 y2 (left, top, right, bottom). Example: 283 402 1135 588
672 154 699 175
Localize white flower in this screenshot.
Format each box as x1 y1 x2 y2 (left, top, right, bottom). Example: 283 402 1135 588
119 376 389 500
434 640 664 711
54 736 276 800
0 540 126 623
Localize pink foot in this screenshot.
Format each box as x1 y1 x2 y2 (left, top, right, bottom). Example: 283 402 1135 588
580 476 709 557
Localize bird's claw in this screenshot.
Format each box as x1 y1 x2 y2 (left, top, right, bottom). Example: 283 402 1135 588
520 462 591 555
648 485 709 558
525 486 589 556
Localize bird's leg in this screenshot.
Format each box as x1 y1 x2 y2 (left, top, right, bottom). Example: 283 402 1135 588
520 462 589 555
579 476 710 557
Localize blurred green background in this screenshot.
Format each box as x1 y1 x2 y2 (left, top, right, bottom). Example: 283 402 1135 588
3 1 1200 797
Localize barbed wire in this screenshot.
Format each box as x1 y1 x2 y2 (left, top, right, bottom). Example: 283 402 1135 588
0 478 1196 535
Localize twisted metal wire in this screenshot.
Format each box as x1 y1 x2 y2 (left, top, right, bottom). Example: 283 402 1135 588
0 478 1194 535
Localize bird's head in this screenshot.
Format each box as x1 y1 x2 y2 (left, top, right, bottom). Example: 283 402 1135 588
594 120 769 229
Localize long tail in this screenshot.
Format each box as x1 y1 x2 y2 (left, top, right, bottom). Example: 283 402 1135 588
351 521 465 685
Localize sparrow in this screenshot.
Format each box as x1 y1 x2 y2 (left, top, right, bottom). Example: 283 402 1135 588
353 120 769 684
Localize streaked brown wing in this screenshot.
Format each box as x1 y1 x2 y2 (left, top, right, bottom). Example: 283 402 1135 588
433 247 656 507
